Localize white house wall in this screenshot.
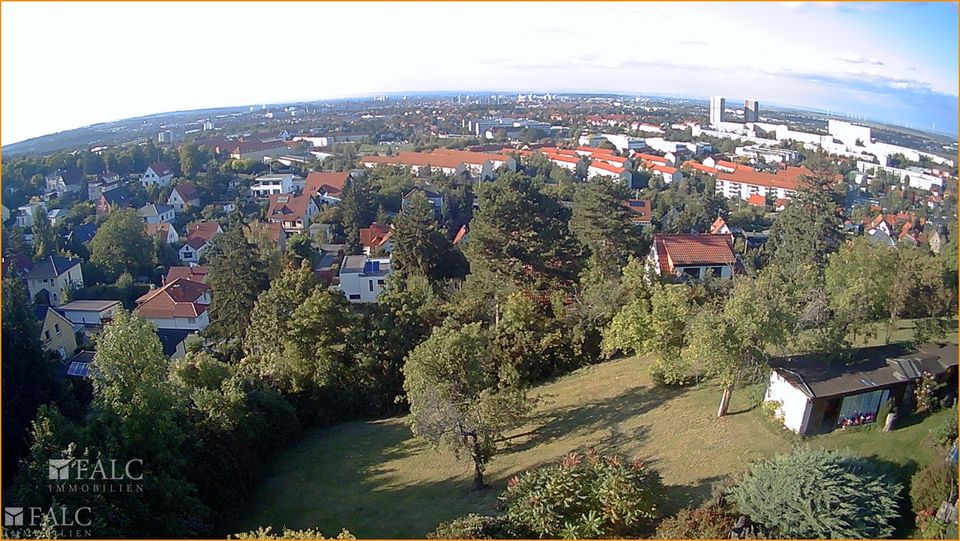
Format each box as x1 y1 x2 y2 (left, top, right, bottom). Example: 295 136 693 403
765 370 813 433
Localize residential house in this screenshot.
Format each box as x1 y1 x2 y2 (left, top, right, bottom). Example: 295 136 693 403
765 343 957 435
251 174 301 197
164 265 208 285
929 230 944 254
146 222 179 244
63 350 96 379
359 223 393 255
138 203 175 224
35 306 77 359
338 254 392 303
58 299 120 327
303 171 351 204
141 162 174 188
186 221 223 242
66 223 98 246
26 255 84 306
624 199 653 226
87 179 120 202
649 164 681 185
709 216 733 238
266 194 319 233
179 237 210 264
168 183 200 213
588 161 635 185
17 202 47 228
647 234 737 280
97 186 133 215
45 168 84 196
402 186 444 219
47 209 66 226
156 329 193 359
135 278 211 331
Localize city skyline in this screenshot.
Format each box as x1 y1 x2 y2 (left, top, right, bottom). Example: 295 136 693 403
3 1 958 145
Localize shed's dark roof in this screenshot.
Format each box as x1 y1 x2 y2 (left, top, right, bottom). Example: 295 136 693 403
770 343 958 399
156 329 191 357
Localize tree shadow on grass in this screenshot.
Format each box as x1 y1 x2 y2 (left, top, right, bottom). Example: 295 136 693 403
661 474 730 516
500 384 688 455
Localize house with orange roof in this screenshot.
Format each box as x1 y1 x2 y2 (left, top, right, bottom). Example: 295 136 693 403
587 160 634 185
709 216 732 237
359 223 393 255
624 199 653 226
683 160 720 175
146 222 179 245
304 171 351 203
649 164 681 185
164 266 208 285
135 278 211 331
747 194 767 207
266 193 319 233
647 234 737 280
360 149 516 181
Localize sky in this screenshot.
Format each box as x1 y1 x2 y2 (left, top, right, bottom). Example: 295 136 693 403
2 1 958 145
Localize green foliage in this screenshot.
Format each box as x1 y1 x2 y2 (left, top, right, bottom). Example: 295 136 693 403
340 176 377 252
500 451 665 538
403 321 531 489
88 208 154 278
231 526 354 539
910 461 958 515
928 408 958 447
730 447 901 538
464 172 581 291
30 206 58 260
653 501 736 539
393 190 466 283
204 226 269 345
428 514 517 539
570 177 641 270
824 238 896 340
766 164 844 270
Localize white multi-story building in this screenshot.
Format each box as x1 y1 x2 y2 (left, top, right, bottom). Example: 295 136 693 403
338 255 392 303
856 161 943 192
709 96 725 126
251 174 301 197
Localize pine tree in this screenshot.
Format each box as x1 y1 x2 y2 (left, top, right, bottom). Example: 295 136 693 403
204 226 269 344
339 177 377 253
570 177 641 270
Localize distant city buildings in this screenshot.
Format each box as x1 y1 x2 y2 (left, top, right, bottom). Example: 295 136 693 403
744 99 760 123
709 96 725 126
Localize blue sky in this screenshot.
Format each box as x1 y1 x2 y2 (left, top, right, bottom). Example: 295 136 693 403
2 2 958 145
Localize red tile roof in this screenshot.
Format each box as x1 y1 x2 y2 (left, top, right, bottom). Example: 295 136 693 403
654 234 736 274
589 161 626 174
453 224 469 245
145 222 176 240
149 162 173 177
304 171 350 197
135 278 210 319
164 266 208 285
717 166 809 192
709 217 729 235
173 183 199 202
683 160 719 175
747 194 767 206
652 165 678 175
187 221 221 242
359 223 392 248
625 199 653 224
267 194 314 222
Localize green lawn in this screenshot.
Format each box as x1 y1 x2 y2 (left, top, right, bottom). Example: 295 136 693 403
228 329 956 538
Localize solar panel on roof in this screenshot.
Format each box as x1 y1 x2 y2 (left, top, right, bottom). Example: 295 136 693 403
67 362 88 376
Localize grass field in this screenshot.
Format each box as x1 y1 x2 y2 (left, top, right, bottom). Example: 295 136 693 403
229 319 957 538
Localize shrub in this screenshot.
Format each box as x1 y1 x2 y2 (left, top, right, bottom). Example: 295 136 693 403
928 408 959 448
649 356 698 387
427 514 517 539
654 501 736 539
231 527 354 539
500 451 665 538
729 447 902 538
910 461 958 515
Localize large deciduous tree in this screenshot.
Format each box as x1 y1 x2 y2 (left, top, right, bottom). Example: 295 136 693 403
403 321 531 490
89 208 153 278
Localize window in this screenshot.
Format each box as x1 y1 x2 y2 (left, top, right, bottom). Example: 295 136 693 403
349 294 361 300
58 347 66 359
44 330 51 341
187 317 196 324
369 280 374 292
55 323 61 336
683 267 700 277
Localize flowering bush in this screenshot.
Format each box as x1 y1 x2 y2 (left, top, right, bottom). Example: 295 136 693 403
838 412 876 428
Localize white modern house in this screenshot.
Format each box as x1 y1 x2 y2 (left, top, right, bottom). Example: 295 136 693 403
338 255 392 303
58 299 120 328
251 174 301 197
16 202 47 228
